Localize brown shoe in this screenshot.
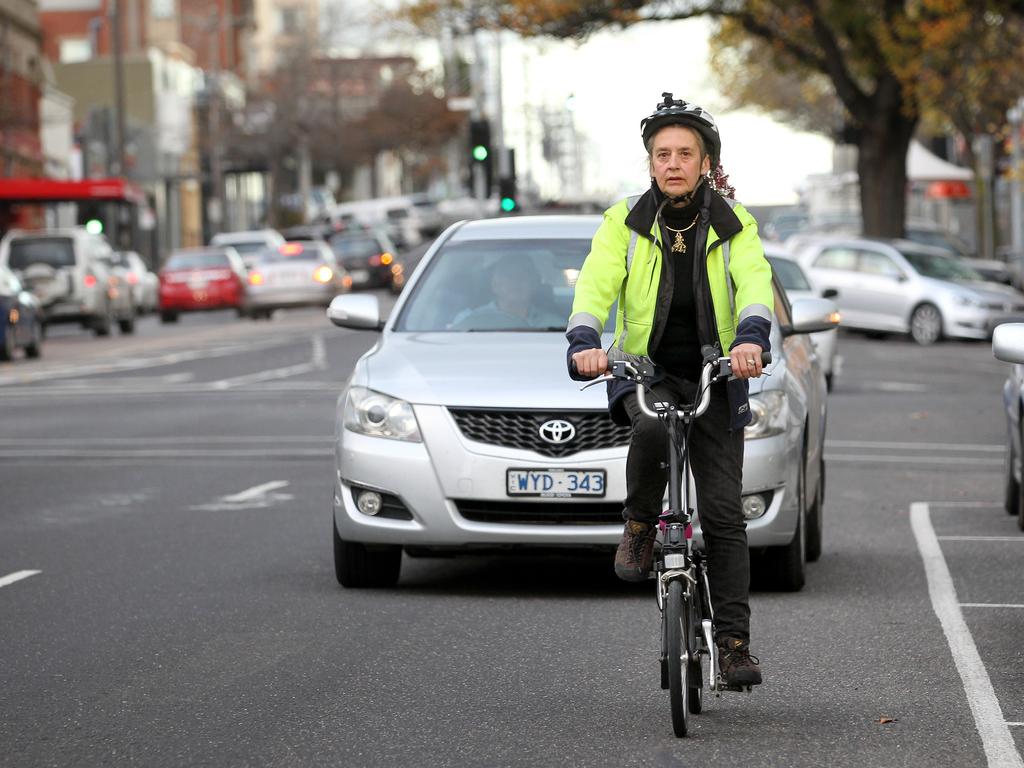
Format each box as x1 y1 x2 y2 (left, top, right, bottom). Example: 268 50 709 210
613 520 656 582
717 636 762 687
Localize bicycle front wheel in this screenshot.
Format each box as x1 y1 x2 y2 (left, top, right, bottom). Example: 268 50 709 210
665 579 691 737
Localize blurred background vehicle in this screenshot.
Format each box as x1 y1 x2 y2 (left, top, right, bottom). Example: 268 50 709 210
0 227 135 336
109 250 159 315
209 229 285 271
158 246 249 323
325 215 835 590
0 265 43 361
765 244 840 391
328 228 403 293
245 241 351 318
993 323 1024 530
791 235 1024 344
329 197 423 250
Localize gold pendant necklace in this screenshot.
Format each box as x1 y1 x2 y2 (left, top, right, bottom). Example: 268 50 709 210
663 214 700 253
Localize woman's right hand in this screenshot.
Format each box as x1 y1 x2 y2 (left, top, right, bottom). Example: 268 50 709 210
572 348 609 378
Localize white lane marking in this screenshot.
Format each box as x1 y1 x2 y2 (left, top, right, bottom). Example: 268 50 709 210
312 334 327 369
961 604 1024 609
928 502 1004 508
827 440 1003 452
221 481 291 502
193 480 295 511
826 454 1002 466
910 502 1024 768
0 570 41 588
938 536 1024 542
1008 723 1024 727
0 436 330 445
866 381 930 392
0 448 330 459
209 335 329 389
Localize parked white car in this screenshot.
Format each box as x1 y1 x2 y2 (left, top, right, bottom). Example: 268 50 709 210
790 235 1024 344
0 227 135 335
765 245 840 391
326 215 837 591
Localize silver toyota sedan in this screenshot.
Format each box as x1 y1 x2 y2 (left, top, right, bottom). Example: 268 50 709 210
326 216 836 590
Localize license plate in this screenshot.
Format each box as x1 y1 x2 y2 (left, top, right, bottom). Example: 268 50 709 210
188 278 209 290
349 269 370 283
506 468 606 497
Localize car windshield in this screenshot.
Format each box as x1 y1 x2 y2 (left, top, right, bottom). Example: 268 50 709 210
396 238 613 332
767 257 811 291
165 251 230 270
224 241 271 256
8 237 75 270
330 236 381 258
257 245 327 264
900 248 983 281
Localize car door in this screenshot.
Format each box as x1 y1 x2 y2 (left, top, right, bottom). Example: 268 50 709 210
803 246 867 326
847 249 911 332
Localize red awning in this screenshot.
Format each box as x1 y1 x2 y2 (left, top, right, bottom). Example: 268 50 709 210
0 178 147 206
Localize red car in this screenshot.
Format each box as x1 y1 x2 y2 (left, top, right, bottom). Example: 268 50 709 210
158 246 249 323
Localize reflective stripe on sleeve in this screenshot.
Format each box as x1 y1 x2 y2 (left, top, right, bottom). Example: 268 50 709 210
567 311 604 334
738 303 772 323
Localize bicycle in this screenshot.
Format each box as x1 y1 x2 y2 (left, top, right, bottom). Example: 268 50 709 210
583 350 770 737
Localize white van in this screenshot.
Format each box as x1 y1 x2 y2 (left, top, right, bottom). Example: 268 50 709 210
328 197 423 250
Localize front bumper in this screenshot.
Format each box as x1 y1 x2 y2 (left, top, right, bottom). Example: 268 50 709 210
333 404 798 551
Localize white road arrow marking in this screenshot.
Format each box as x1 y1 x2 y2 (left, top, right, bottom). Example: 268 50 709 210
193 481 293 511
0 570 41 588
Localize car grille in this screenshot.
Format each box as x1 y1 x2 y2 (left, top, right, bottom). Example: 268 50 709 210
448 408 631 458
454 499 623 525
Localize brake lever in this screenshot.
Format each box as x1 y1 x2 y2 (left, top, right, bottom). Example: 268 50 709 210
579 374 614 391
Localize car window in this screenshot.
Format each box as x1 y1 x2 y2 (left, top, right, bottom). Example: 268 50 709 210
857 251 903 278
772 281 791 327
164 251 231 270
396 238 612 332
257 243 331 264
899 248 983 281
224 241 271 257
811 248 857 271
330 236 382 258
8 237 76 270
767 257 811 291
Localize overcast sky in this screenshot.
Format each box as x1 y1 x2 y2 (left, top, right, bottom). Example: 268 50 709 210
334 5 835 206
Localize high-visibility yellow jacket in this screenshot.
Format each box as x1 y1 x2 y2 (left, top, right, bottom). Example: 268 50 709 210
566 183 774 427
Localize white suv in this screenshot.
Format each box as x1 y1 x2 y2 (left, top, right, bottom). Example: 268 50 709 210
0 227 136 335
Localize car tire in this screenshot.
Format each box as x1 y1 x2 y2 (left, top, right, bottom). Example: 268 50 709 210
825 371 833 393
160 311 179 324
806 456 825 563
0 325 14 361
93 303 113 336
764 456 806 591
910 303 943 345
25 320 42 359
333 520 401 588
118 306 136 335
1005 426 1020 516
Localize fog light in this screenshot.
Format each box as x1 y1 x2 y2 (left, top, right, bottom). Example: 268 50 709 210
742 494 767 520
356 490 383 516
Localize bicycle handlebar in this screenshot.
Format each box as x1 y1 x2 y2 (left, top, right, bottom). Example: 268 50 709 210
579 351 772 421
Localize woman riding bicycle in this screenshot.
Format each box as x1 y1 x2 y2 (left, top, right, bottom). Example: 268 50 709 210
566 93 773 688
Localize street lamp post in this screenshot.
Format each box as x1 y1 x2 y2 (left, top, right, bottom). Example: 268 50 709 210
109 0 127 178
1008 98 1024 273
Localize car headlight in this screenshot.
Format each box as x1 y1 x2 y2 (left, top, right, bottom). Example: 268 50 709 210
343 386 422 442
745 390 787 440
955 294 984 308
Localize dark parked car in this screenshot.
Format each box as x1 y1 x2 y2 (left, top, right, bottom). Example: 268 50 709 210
328 231 404 292
0 265 43 361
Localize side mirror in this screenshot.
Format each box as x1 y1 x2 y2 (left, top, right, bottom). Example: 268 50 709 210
821 288 839 299
327 294 384 331
785 297 841 336
993 323 1024 364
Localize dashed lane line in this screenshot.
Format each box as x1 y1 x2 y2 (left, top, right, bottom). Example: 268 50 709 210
0 570 41 589
910 502 1024 768
961 604 1024 609
938 536 1024 542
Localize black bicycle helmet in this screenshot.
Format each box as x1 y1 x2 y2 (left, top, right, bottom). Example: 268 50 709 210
640 92 721 167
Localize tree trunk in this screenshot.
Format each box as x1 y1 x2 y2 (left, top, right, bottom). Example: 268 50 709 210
857 111 917 238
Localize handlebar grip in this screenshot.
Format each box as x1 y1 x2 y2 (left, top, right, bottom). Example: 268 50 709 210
761 351 772 365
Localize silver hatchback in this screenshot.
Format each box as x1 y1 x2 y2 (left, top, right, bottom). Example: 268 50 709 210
327 216 835 589
791 235 1024 344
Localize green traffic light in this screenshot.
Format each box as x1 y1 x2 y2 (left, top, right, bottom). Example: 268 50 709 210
472 145 489 161
85 219 103 234
500 197 516 212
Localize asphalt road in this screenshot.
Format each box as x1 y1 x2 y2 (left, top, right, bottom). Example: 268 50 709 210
1 294 1021 767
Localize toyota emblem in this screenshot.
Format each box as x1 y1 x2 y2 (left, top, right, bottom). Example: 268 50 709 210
539 419 576 444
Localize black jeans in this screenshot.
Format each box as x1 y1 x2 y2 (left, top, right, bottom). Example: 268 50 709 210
622 377 751 642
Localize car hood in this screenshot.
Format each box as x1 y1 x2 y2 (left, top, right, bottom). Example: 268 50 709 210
356 332 767 409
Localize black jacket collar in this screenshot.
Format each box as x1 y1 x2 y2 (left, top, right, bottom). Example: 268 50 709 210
624 180 743 246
